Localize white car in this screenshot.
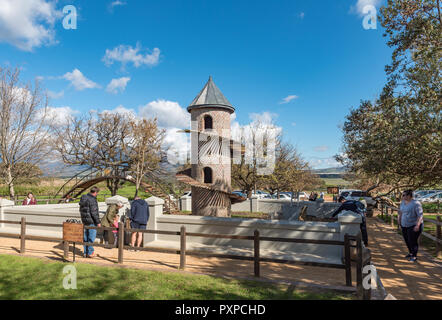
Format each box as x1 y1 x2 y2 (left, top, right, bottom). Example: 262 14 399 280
342 190 376 207
415 190 441 200
251 190 270 199
420 192 442 203
278 194 292 200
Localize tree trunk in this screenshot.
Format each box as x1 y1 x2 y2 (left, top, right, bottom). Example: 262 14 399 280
7 166 15 198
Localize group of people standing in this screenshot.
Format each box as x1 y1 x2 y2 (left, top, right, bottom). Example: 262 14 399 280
78 186 423 262
331 189 423 262
308 191 325 202
79 186 150 258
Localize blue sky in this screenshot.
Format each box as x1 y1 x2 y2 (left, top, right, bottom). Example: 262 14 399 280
0 0 390 169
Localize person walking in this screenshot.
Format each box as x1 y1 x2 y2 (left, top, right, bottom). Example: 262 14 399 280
129 196 149 250
79 186 101 258
101 201 123 247
22 192 37 205
399 189 424 262
332 196 368 246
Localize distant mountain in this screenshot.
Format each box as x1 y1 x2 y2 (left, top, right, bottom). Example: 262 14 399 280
312 167 348 174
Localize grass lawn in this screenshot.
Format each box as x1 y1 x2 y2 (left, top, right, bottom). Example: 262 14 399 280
321 178 352 188
0 255 353 300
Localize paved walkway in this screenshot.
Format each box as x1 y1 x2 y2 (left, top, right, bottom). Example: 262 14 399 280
367 214 442 300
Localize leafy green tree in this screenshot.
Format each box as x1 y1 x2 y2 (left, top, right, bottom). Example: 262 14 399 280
337 0 441 195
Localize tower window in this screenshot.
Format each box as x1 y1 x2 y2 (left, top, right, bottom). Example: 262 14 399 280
204 115 213 130
203 167 213 184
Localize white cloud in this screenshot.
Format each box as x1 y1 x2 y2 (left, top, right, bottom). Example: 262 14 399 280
350 0 382 16
0 0 61 51
279 95 299 104
110 1 126 8
103 43 161 69
106 77 130 94
62 69 101 91
299 12 305 19
314 145 329 152
164 127 190 165
37 106 79 126
232 111 282 145
249 111 279 124
108 1 127 13
47 90 64 99
139 99 190 128
308 157 341 169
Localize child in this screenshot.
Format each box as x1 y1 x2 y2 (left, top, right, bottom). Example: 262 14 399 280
113 214 119 246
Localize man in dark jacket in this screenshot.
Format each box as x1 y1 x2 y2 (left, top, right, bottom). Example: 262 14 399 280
129 196 149 249
332 196 368 246
79 186 101 257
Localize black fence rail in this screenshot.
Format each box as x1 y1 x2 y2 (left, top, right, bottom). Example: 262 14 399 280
0 218 372 299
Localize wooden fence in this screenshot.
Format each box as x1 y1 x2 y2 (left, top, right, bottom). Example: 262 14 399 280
379 204 442 259
0 218 372 299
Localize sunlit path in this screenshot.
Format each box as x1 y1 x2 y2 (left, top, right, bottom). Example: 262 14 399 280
367 214 442 300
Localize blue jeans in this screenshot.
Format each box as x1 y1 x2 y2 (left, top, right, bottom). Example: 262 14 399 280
83 224 97 256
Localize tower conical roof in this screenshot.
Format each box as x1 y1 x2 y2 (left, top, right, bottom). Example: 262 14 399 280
187 76 235 113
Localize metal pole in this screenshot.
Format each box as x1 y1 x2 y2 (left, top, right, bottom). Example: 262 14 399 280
180 226 186 270
20 217 26 254
63 241 69 261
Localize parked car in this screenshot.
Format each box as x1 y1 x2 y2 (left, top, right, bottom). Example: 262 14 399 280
232 191 247 198
419 192 442 203
277 194 292 200
251 190 270 199
342 190 377 207
415 190 441 200
297 192 309 200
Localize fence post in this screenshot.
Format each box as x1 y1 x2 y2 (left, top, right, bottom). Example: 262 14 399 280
391 208 394 227
356 233 363 299
437 216 442 260
254 229 260 277
118 222 124 264
63 241 69 261
180 226 186 270
20 217 26 254
344 234 352 287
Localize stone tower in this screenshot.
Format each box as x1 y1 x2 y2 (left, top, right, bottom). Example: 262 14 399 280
187 76 235 217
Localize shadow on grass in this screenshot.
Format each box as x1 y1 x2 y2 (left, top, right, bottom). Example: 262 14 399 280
0 254 353 300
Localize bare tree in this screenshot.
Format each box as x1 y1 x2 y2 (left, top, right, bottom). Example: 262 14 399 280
128 118 165 196
0 67 54 197
54 112 134 196
232 118 281 196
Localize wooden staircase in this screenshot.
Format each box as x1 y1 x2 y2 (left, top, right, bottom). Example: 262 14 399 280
140 181 180 214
